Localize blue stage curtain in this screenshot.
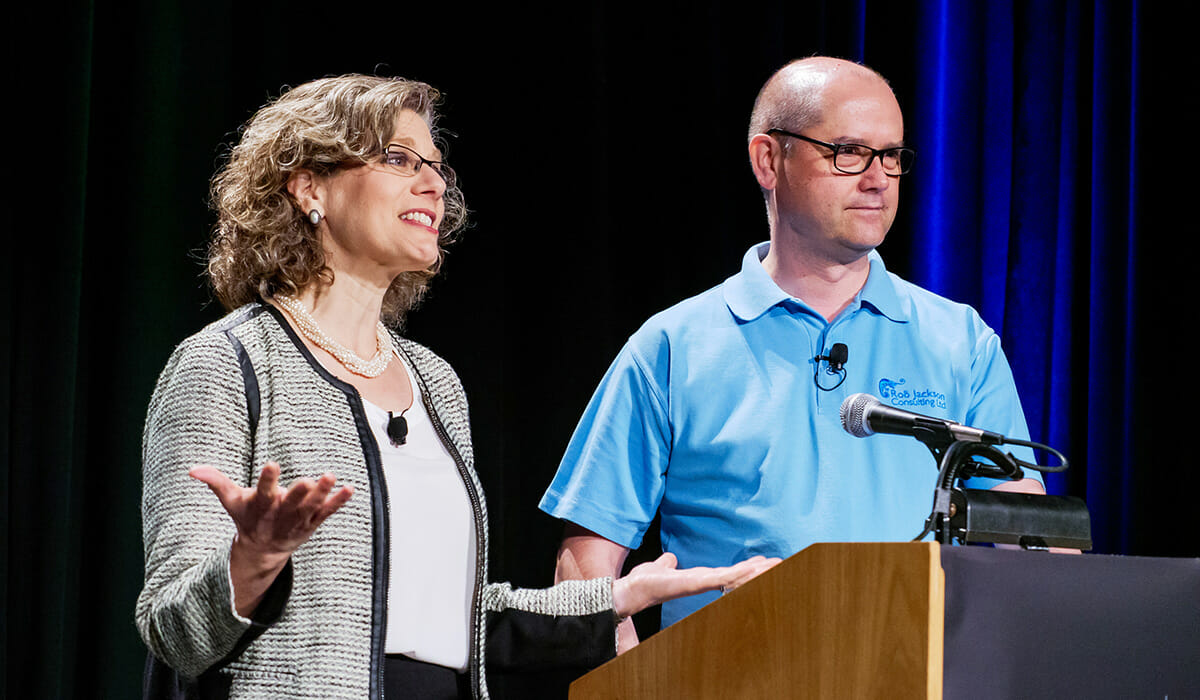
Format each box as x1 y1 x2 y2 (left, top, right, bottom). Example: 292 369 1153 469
896 0 1160 554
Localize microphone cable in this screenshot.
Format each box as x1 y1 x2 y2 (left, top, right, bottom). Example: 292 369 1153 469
912 438 1069 542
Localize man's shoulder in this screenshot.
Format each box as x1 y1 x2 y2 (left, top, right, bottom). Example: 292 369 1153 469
630 282 732 343
881 269 990 331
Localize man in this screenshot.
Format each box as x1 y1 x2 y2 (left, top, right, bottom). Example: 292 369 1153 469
539 57 1045 651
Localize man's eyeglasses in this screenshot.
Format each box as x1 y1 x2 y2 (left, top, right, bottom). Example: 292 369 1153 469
767 128 915 176
382 143 457 189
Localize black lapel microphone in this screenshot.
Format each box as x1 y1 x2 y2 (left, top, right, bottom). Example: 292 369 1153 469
386 410 409 446
817 343 848 372
814 342 849 391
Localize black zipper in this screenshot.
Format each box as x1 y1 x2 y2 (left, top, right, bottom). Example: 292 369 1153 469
400 344 487 699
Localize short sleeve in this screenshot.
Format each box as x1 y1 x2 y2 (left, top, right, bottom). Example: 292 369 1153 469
962 329 1044 490
539 335 673 549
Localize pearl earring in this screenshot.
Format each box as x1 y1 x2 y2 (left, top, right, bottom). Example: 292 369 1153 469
308 209 323 225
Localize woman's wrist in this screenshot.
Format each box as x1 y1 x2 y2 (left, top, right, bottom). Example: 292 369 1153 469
230 535 291 585
611 576 633 620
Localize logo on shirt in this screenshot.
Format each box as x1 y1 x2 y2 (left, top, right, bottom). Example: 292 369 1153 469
879 378 946 410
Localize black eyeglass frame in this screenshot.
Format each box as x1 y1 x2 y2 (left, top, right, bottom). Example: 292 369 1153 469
766 128 915 176
381 142 457 188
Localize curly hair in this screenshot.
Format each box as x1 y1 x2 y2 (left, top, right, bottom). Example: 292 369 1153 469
207 74 467 325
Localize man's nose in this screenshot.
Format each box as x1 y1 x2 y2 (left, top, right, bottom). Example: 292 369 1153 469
858 155 891 189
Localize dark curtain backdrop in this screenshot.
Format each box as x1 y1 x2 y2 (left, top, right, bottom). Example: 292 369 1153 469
7 0 1194 697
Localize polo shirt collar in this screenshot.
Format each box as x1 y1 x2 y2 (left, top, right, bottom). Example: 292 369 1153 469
857 251 908 322
724 242 910 323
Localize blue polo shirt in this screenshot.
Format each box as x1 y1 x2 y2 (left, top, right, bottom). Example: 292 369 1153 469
540 242 1038 626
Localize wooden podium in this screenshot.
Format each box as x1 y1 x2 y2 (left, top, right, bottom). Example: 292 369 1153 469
571 542 944 699
569 542 1200 700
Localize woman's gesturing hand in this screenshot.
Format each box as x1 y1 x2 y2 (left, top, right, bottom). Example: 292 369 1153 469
190 462 354 615
610 552 780 623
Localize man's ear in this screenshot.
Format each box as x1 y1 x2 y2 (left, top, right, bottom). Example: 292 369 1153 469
286 169 319 213
748 134 781 191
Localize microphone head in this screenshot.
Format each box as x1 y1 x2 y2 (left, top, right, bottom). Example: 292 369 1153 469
840 393 880 438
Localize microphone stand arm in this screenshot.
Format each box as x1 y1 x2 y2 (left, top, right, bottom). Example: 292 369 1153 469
916 441 1024 544
910 419 960 461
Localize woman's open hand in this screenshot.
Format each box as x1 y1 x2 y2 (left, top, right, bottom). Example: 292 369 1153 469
190 462 353 615
191 462 353 557
611 552 780 621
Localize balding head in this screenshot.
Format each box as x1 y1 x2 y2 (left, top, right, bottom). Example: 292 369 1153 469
748 57 894 142
745 56 905 261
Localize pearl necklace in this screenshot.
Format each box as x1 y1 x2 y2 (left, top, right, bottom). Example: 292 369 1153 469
275 294 393 378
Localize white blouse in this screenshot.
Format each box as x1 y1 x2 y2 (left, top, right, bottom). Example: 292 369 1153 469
361 357 477 672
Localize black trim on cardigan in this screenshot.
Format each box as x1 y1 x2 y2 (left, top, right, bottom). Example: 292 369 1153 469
225 331 260 439
217 305 268 445
260 304 392 700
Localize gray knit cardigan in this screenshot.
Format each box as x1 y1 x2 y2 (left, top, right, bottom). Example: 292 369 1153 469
137 304 616 699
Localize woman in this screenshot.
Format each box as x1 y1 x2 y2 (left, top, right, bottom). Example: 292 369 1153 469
136 74 773 700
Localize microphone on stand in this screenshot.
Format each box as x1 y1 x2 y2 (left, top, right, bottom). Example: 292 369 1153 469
839 392 1006 445
838 395 1085 549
